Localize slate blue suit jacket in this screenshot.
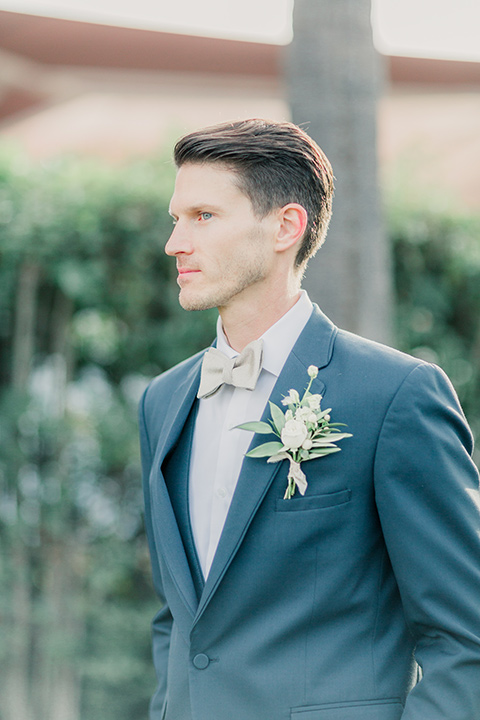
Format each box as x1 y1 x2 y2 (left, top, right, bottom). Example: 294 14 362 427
139 306 480 720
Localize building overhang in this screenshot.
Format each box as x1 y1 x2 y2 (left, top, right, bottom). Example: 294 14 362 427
1 9 479 125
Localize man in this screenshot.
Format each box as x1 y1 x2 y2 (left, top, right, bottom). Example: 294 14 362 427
139 119 480 720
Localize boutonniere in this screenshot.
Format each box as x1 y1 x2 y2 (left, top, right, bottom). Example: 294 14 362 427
236 365 352 499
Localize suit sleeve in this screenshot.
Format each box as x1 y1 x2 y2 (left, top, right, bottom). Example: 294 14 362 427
139 387 172 718
374 362 480 719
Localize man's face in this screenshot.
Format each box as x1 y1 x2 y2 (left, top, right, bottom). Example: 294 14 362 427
166 162 277 312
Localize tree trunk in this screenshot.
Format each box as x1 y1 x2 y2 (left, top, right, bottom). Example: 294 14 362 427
5 275 82 720
2 259 41 720
286 0 393 344
34 543 82 720
34 291 80 720
3 544 35 720
12 261 40 389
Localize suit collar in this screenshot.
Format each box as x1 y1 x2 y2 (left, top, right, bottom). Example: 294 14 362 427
291 303 337 371
155 353 204 464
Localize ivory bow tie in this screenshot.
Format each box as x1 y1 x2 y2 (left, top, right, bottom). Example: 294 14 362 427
197 339 264 399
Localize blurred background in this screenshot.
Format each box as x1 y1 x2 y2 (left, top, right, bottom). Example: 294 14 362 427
0 1 479 718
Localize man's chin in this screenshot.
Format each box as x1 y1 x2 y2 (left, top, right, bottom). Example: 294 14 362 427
178 291 216 312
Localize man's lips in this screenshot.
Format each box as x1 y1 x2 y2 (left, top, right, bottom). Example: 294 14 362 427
177 267 201 282
177 267 200 274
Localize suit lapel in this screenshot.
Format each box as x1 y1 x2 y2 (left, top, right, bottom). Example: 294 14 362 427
149 354 204 619
163 403 205 600
154 355 204 465
195 306 336 621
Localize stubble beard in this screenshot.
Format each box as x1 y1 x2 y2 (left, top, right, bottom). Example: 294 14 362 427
178 258 268 312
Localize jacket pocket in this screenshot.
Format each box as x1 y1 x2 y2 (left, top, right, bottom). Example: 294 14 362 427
291 698 403 720
276 488 351 512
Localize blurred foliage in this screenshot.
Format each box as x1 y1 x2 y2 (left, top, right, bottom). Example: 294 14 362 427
390 204 480 462
0 147 479 719
0 149 216 720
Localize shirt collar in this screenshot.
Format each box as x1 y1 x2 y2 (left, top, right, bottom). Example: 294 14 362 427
216 290 313 378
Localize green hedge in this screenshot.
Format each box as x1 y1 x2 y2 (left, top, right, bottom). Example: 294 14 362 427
391 204 480 460
0 150 216 720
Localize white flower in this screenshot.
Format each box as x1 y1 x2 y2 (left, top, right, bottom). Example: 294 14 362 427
237 366 352 500
282 389 300 406
281 419 308 450
307 394 322 411
295 406 318 424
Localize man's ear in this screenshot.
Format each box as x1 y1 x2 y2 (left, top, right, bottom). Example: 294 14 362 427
274 203 308 254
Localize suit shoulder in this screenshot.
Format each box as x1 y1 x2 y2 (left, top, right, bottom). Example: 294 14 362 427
332 327 443 394
329 328 465 437
335 328 425 372
305 305 428 386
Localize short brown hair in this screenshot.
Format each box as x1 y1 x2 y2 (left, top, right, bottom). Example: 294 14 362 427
173 119 334 269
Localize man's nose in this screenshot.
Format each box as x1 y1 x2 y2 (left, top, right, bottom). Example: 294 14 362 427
165 223 192 256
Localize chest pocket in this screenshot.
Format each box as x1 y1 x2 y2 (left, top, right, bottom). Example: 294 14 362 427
276 488 351 512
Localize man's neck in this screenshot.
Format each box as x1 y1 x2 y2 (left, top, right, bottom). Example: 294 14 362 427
219 290 302 352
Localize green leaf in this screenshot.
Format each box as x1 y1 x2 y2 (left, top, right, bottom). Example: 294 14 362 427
269 401 286 434
235 421 274 434
246 441 284 458
317 408 332 420
315 432 352 443
309 447 342 457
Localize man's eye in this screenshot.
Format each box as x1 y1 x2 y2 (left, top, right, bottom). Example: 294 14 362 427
199 212 213 221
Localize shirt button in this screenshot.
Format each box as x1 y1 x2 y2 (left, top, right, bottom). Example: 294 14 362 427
216 487 227 499
193 653 210 669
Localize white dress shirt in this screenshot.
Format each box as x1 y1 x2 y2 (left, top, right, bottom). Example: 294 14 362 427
189 291 313 578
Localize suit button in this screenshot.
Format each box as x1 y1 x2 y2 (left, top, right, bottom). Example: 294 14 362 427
193 653 210 669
